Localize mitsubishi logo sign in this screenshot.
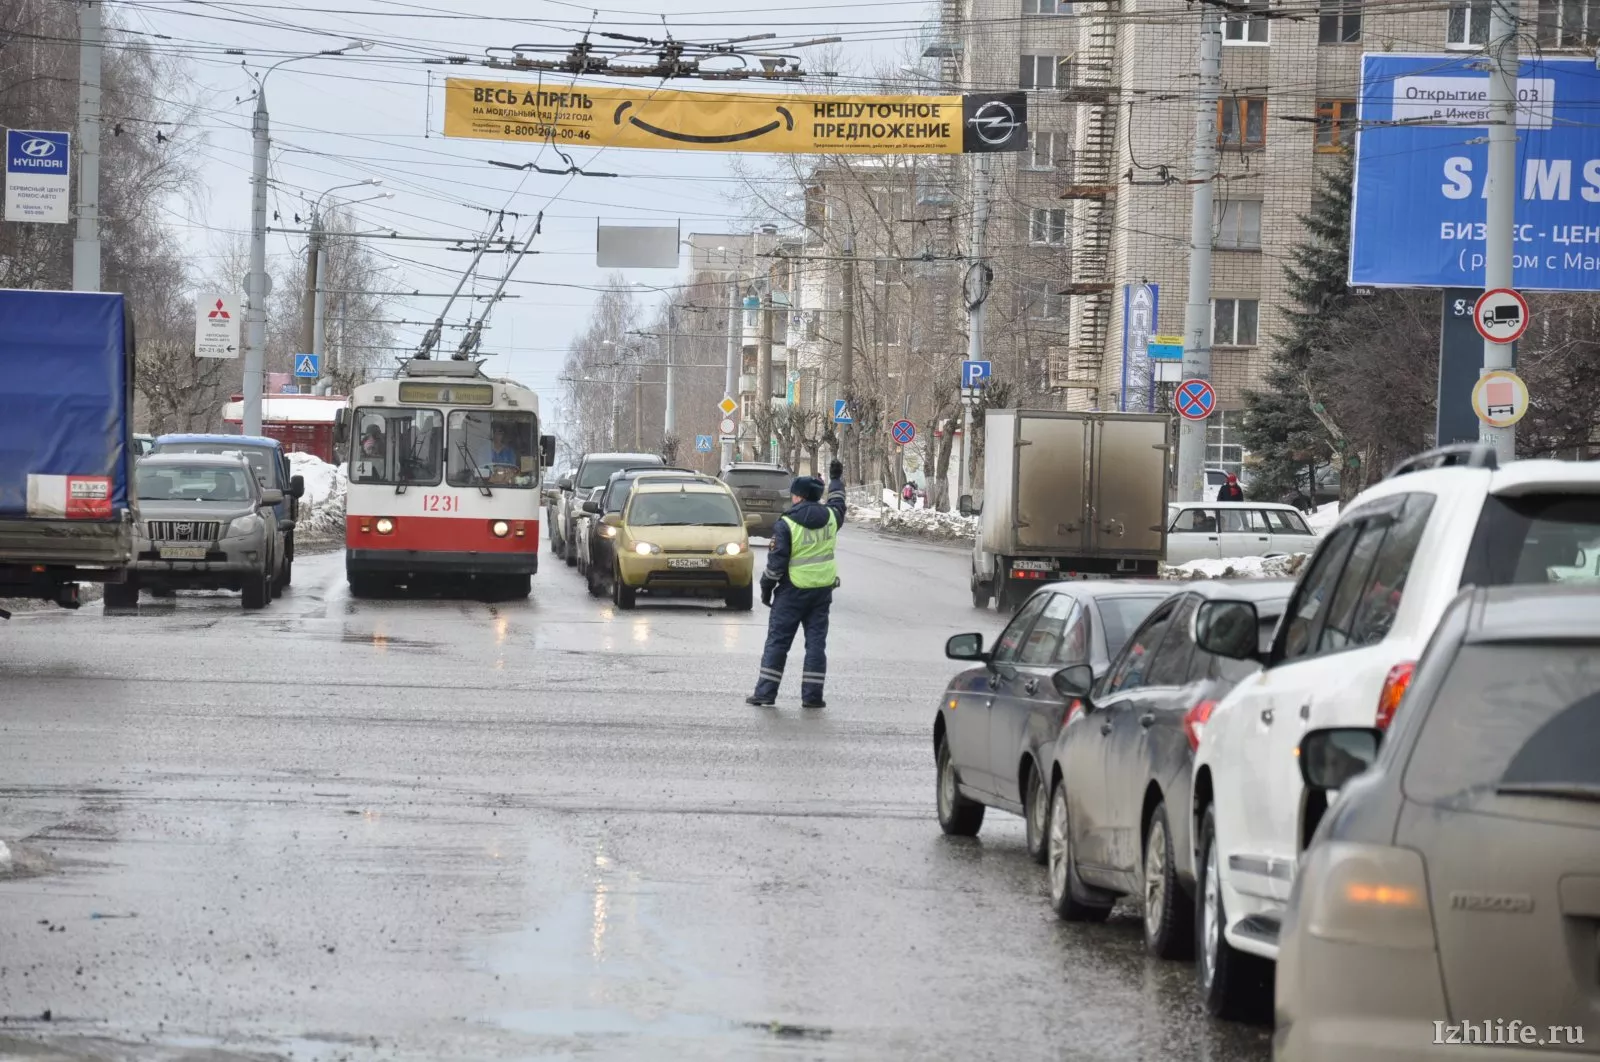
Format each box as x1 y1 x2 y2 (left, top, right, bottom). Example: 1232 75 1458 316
20 137 57 158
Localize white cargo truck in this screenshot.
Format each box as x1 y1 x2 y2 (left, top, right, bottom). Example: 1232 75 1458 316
960 409 1170 611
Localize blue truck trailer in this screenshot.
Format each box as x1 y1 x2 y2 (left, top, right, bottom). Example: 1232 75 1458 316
0 289 137 614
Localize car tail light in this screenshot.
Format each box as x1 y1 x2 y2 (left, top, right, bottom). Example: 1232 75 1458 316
1376 662 1415 731
1303 841 1435 950
1183 700 1218 752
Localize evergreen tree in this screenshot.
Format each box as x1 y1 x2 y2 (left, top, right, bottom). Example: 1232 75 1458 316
1241 153 1356 504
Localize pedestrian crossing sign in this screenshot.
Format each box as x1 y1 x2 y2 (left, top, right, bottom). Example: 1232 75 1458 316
833 399 853 424
695 434 714 452
293 353 319 378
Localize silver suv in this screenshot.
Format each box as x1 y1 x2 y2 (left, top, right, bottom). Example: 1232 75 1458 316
108 453 283 610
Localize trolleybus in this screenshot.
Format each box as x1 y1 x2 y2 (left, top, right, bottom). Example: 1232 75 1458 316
336 358 554 597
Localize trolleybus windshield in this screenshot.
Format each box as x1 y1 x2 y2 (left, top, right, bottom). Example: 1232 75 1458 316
352 408 443 487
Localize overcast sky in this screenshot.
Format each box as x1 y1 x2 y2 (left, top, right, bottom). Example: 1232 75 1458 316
120 0 923 433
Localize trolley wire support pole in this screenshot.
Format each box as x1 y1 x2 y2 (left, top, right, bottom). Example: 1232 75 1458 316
758 276 775 457
311 239 328 393
73 0 102 292
244 84 272 436
634 368 644 451
663 306 677 440
723 281 740 470
838 236 855 470
1175 3 1222 504
1479 0 1519 463
957 152 993 510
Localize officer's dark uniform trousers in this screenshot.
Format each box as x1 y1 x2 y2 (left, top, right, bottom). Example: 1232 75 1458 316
754 584 833 703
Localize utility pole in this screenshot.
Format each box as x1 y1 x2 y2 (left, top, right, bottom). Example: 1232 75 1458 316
1175 4 1222 503
634 368 644 450
838 237 855 469
1480 0 1518 462
759 277 774 460
723 279 740 470
311 234 328 393
73 0 103 291
957 153 993 507
244 86 273 436
663 306 677 441
299 226 319 370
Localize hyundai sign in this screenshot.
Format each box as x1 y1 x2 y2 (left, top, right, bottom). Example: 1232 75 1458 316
4 129 70 224
1351 55 1600 291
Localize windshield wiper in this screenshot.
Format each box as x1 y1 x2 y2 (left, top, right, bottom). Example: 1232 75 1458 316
1496 781 1600 803
456 442 492 498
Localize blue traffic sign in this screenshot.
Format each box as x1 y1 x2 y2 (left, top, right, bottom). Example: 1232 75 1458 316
1175 378 1216 422
961 360 991 388
293 353 319 378
833 399 853 424
1352 55 1600 290
695 434 714 452
891 419 916 446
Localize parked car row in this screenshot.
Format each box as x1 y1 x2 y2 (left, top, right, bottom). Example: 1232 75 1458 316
107 434 305 611
935 443 1600 1053
544 453 786 611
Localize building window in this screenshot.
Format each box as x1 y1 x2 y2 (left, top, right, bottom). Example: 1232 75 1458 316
1023 0 1073 12
1315 99 1358 152
1319 0 1362 42
1214 200 1262 250
1020 55 1065 90
1223 0 1270 43
1447 1 1490 46
1022 278 1064 319
1212 298 1260 347
1219 98 1267 150
1030 208 1067 245
1207 410 1247 480
1539 0 1600 48
1028 130 1062 170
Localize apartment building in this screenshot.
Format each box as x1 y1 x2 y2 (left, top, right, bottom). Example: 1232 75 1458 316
937 0 1583 479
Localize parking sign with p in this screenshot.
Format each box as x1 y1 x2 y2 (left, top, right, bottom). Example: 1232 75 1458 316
961 360 991 389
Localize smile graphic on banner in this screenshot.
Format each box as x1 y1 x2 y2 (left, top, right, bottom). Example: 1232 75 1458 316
443 80 1026 155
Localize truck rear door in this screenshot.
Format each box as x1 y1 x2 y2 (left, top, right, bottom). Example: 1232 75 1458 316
1090 417 1168 557
1014 415 1088 553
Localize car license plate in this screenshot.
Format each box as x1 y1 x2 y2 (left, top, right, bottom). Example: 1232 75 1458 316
667 557 710 569
159 546 207 560
1012 559 1054 571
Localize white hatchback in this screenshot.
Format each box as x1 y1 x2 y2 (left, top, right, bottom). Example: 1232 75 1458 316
1164 502 1318 566
1185 445 1600 1021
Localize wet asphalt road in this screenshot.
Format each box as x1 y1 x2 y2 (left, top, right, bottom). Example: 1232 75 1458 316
0 529 1271 1062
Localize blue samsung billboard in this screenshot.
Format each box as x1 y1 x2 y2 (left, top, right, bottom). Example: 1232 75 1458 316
1352 55 1600 291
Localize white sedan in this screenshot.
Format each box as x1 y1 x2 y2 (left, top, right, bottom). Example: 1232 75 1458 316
1164 501 1319 565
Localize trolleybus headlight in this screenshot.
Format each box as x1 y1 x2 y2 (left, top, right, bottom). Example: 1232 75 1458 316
634 542 661 556
375 518 395 535
490 520 510 538
716 542 743 556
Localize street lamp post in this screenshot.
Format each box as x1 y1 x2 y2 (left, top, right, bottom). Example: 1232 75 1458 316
243 42 370 435
304 180 386 395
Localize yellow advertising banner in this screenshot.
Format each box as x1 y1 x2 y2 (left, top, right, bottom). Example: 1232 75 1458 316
442 79 1027 155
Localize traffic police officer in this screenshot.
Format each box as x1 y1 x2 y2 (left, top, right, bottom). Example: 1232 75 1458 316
746 461 847 708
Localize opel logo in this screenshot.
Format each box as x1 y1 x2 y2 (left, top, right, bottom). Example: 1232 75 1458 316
20 138 57 158
967 101 1021 146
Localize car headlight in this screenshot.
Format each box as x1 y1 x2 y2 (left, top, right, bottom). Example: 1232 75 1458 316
633 541 660 555
375 517 395 535
598 524 617 539
716 542 743 555
226 515 261 537
490 520 510 538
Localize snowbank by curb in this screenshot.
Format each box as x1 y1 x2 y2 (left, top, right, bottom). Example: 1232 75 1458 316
288 453 348 542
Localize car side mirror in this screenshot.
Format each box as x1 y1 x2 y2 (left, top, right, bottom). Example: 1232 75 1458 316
600 512 622 528
1195 599 1262 661
945 632 987 662
1299 727 1383 791
259 488 285 507
1051 663 1095 700
333 408 348 446
290 474 305 499
958 493 976 517
558 475 574 491
581 499 601 515
540 434 557 468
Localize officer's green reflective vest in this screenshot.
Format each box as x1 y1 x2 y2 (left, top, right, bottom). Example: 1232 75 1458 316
782 511 838 589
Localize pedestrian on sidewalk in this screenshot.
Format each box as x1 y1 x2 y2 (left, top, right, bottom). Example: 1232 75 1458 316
1217 473 1245 502
747 461 847 709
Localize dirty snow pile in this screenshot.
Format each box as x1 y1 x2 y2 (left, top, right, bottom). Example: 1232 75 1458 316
877 506 979 542
1164 553 1310 581
287 452 347 541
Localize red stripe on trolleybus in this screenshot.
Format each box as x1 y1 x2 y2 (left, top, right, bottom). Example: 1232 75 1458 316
345 515 540 553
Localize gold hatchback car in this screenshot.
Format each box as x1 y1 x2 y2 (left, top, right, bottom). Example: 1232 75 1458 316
600 478 758 610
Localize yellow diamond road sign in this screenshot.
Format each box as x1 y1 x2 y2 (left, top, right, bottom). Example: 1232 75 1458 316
719 396 738 416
